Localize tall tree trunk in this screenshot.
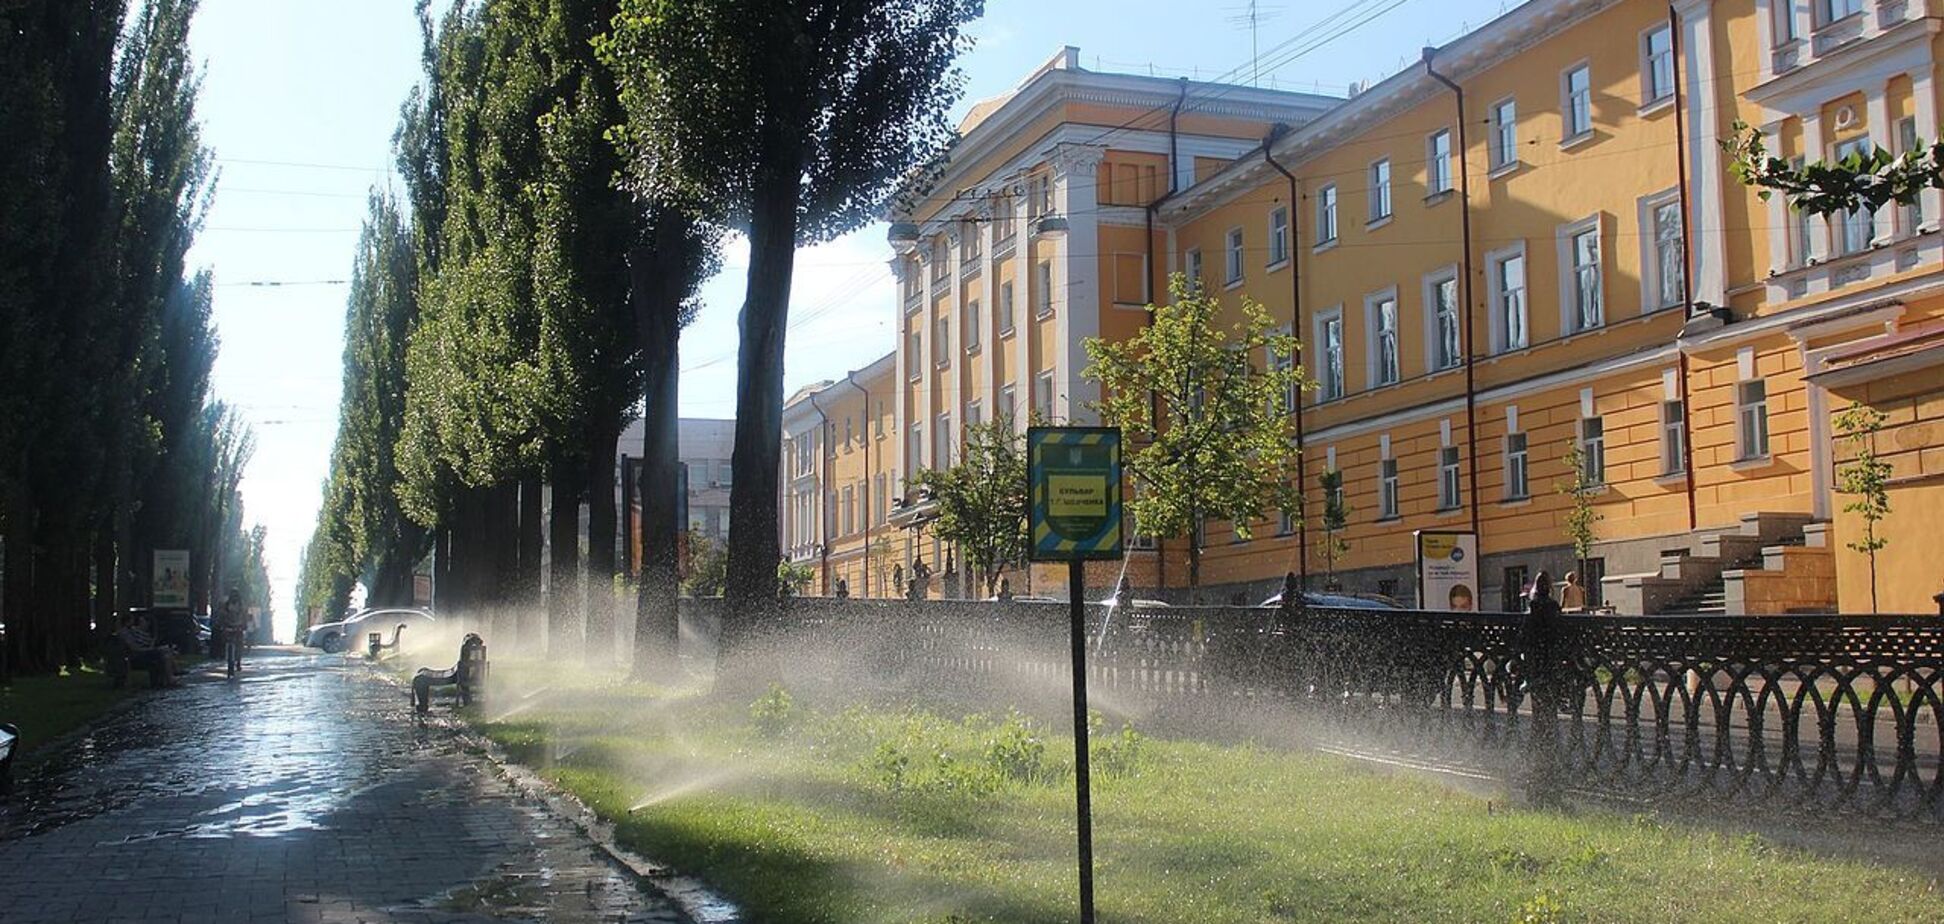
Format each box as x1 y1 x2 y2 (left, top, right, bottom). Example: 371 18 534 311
547 462 582 660
632 231 683 678
493 480 524 642
585 424 619 666
722 157 802 669
517 472 543 625
433 520 452 613
93 514 116 651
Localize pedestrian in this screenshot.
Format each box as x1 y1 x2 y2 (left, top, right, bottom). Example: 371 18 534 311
835 578 849 599
217 588 248 678
910 557 931 601
1520 571 1564 805
1559 571 1588 613
996 577 1014 603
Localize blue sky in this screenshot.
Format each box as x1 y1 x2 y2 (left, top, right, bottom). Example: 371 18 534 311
185 0 1516 638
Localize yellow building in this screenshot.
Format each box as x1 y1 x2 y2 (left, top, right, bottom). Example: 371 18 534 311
782 2 1944 615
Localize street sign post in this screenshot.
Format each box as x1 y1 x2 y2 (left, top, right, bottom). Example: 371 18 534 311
1027 426 1123 924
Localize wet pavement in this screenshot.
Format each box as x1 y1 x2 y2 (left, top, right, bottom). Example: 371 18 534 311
0 649 688 924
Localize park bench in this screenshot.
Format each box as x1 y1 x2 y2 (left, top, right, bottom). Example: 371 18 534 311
367 623 408 660
412 634 487 714
0 722 18 793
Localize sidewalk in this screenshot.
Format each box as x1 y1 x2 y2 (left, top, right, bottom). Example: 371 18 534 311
0 649 687 923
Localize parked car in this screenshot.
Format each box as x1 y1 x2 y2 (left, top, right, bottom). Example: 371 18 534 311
307 607 436 653
985 594 1065 604
1258 590 1406 609
1094 595 1171 609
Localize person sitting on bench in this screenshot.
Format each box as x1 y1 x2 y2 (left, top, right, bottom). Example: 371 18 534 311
113 614 180 688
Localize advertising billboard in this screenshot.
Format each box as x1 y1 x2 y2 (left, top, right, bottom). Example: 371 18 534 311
1414 530 1479 611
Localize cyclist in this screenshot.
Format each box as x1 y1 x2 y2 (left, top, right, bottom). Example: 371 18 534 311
217 588 249 678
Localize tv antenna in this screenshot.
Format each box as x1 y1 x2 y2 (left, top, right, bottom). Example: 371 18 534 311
1226 2 1284 87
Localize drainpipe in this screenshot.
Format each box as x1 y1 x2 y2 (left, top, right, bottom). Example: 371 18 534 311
1262 134 1310 592
1424 48 1483 540
1142 77 1189 592
807 389 832 595
1670 4 1701 533
840 370 872 596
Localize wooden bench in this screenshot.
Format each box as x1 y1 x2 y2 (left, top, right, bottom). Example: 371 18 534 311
367 623 408 660
0 722 18 794
412 634 487 714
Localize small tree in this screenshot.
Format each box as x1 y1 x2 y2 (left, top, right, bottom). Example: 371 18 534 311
1558 439 1603 583
680 529 728 597
1724 119 1937 217
1834 403 1892 613
776 558 816 599
1317 468 1350 590
913 415 1030 596
1084 274 1306 590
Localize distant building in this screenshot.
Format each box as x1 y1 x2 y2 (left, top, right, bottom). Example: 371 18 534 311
618 417 735 572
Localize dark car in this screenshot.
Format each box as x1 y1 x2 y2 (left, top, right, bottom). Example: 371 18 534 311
1257 590 1406 609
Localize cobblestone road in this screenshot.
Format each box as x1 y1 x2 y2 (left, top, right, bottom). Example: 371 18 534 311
0 650 688 924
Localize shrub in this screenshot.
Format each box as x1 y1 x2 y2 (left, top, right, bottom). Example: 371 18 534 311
750 684 797 738
983 710 1048 783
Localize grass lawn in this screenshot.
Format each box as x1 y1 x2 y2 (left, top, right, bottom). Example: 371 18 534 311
474 664 1943 923
0 665 140 757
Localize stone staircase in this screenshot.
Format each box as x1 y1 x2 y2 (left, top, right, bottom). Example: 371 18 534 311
1604 513 1836 615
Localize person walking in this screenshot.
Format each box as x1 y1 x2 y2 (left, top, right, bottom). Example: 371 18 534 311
217 589 249 679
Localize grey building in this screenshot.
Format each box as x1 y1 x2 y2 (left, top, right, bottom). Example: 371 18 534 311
617 418 735 566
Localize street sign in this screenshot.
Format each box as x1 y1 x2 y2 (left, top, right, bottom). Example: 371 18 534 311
1415 530 1479 611
1028 427 1123 562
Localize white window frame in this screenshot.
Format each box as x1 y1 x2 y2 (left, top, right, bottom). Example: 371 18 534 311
999 384 1017 424
1036 260 1056 318
1638 187 1686 314
1364 288 1401 387
1185 248 1204 293
1642 25 1675 106
1266 331 1297 417
964 299 981 352
1484 243 1528 354
1035 370 1056 421
1315 307 1345 401
1662 398 1687 475
1224 228 1245 286
1580 415 1606 487
1316 185 1339 245
1438 445 1462 510
1823 0 1863 25
1423 267 1462 372
1832 136 1875 255
966 398 983 429
1427 129 1453 196
1738 379 1770 460
1562 63 1592 141
1505 429 1530 500
935 413 952 467
1898 117 1925 233
1369 158 1392 221
998 280 1015 334
1557 215 1605 334
1788 156 1814 267
1268 207 1290 266
1489 97 1518 171
906 327 922 380
908 422 924 471
934 314 951 366
1378 456 1400 519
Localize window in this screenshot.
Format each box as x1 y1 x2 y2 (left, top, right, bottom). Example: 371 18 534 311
903 259 922 308
1502 565 1529 613
1568 224 1603 332
1316 185 1339 243
967 399 982 428
1900 118 1925 231
1789 157 1814 266
1225 227 1245 284
1185 249 1204 293
1318 312 1345 400
998 281 1015 334
1643 26 1674 105
1278 505 1295 536
908 422 924 470
1490 99 1518 170
994 197 1016 249
1369 159 1392 221
1372 294 1400 386
1506 431 1529 499
1650 196 1686 310
1036 260 1055 317
960 224 981 263
1000 384 1017 423
931 236 949 282
1268 207 1290 265
1662 399 1686 474
1035 370 1055 421
1580 416 1606 487
935 413 952 467
877 400 886 437
718 458 733 487
1826 0 1863 21
1438 446 1462 510
1268 339 1296 415
1834 137 1874 255
934 315 950 365
1563 65 1592 139
844 415 854 447
1427 130 1453 195
1027 172 1051 218
1491 250 1527 352
1774 0 1799 43
1431 275 1461 371
965 300 981 351
875 473 888 525
1738 380 1770 459
1379 457 1399 519
842 486 854 535
1582 558 1606 609
906 327 921 379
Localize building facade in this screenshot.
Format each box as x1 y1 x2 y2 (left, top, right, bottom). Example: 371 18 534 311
777 1 1944 615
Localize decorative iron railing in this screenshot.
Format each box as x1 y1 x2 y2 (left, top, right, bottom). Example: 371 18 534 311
719 596 1944 819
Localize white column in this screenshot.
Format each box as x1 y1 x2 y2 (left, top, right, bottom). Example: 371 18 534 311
919 236 938 471
1912 67 1941 230
1867 85 1896 243
1678 0 1729 307
1052 143 1106 425
1802 109 1833 259
978 203 999 423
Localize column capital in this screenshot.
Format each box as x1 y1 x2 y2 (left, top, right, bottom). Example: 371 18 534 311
1049 142 1108 181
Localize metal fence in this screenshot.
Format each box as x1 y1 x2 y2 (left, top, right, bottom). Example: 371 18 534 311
708 595 1944 820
